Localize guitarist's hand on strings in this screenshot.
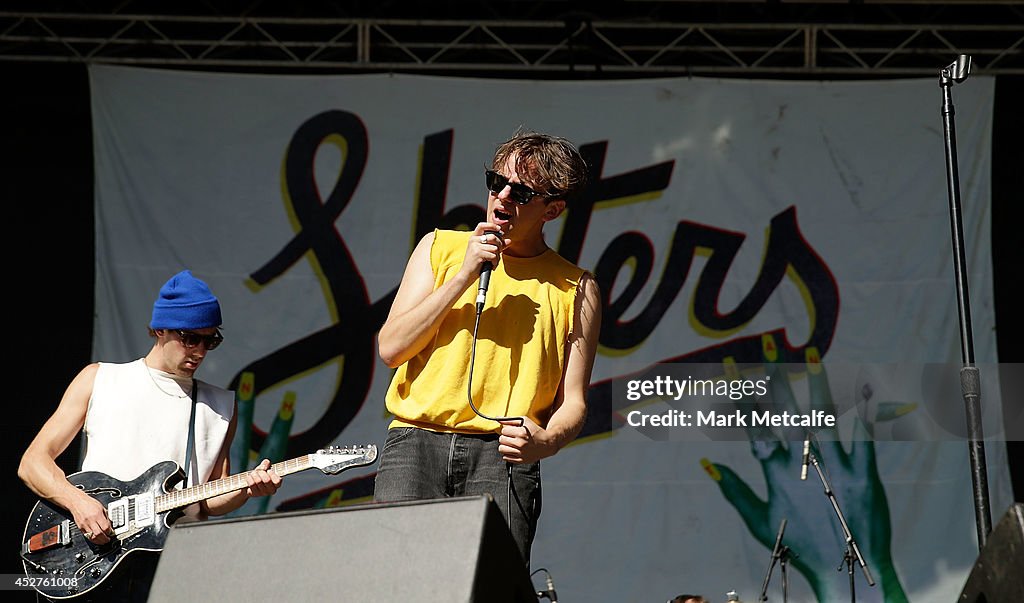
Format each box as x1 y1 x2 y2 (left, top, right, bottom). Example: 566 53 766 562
498 417 558 464
71 490 114 545
244 458 282 497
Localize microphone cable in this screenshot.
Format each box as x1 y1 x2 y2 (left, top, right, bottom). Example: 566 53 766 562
467 309 522 426
531 567 558 602
467 275 524 540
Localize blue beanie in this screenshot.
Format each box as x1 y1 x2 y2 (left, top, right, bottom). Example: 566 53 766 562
150 270 223 329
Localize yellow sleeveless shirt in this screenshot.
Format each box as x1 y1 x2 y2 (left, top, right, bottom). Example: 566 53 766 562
386 229 584 433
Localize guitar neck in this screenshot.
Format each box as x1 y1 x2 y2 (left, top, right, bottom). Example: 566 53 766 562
155 455 313 513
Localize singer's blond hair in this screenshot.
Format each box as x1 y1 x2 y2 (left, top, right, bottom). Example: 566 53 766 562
491 127 588 203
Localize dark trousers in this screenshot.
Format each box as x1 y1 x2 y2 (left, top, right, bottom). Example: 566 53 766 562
372 427 542 567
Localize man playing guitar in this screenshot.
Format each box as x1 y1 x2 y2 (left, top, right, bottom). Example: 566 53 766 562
18 270 282 602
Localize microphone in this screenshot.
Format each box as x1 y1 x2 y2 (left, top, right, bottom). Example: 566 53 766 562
475 231 501 314
536 575 558 603
800 433 811 481
476 262 492 314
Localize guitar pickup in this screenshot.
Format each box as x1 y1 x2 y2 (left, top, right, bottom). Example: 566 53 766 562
132 493 154 527
22 519 71 554
107 493 155 535
108 499 128 534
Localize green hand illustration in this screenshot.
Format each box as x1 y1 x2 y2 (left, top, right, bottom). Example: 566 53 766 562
701 336 909 602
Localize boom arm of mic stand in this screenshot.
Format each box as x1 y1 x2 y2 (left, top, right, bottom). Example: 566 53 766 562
807 451 875 588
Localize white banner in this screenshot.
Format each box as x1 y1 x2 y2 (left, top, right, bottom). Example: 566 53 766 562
90 65 1012 602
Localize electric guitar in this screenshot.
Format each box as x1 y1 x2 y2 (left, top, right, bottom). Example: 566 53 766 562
19 444 378 600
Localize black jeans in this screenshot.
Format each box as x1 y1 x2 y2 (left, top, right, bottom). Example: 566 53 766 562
373 427 542 567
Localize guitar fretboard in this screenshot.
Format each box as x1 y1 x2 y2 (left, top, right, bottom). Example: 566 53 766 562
155 455 313 513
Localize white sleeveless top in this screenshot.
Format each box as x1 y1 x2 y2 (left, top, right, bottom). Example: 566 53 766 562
82 358 235 485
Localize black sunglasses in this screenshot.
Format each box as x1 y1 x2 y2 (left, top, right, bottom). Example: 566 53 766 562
175 329 224 350
485 170 553 205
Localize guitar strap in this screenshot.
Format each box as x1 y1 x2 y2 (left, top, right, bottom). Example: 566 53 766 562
183 379 199 487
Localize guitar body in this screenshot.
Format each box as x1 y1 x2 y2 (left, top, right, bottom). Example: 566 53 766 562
19 445 377 600
21 461 185 600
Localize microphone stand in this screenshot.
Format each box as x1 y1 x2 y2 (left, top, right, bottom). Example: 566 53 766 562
939 53 993 550
758 518 792 602
806 447 875 603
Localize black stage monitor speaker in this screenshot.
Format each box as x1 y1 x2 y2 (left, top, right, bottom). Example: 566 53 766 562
959 502 1024 602
149 494 537 602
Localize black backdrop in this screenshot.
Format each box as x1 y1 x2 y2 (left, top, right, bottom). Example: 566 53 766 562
3 64 1021 596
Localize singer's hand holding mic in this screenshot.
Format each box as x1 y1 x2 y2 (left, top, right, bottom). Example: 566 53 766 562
473 226 506 313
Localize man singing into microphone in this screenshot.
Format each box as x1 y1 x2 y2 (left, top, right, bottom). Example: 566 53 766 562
374 128 602 567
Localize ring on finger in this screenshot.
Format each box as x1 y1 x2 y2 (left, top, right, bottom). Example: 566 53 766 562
83 531 94 539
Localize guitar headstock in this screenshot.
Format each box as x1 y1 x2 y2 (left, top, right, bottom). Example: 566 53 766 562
311 444 378 474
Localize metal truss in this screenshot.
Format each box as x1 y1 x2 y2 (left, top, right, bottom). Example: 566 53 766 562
1 9 1021 76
